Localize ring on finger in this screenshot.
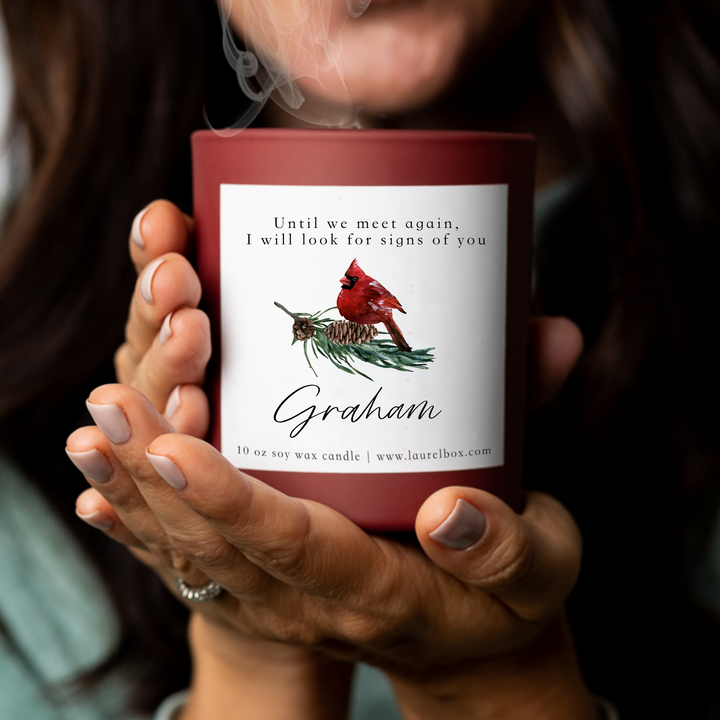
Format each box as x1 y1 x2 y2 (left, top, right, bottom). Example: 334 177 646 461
176 577 223 603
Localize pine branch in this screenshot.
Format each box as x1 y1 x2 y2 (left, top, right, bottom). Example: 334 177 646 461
274 301 434 380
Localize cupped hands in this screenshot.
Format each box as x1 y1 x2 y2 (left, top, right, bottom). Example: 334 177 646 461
67 201 596 720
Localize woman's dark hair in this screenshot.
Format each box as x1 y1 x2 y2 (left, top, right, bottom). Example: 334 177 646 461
0 0 719 715
0 0 219 710
530 0 720 716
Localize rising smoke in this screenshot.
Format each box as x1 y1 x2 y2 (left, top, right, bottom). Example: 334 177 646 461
209 0 370 132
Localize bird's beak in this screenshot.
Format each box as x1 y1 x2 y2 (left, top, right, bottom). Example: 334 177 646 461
339 274 349 284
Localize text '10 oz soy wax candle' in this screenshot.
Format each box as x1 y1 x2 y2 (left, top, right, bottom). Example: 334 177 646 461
192 129 534 530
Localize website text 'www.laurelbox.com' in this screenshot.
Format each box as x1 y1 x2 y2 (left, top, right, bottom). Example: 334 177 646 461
236 446 492 464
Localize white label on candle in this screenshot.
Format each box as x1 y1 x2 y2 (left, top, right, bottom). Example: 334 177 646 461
220 184 507 473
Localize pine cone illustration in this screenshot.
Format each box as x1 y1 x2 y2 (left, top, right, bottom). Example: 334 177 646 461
325 319 378 345
292 318 315 341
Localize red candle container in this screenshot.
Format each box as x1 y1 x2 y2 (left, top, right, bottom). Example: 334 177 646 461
192 128 534 530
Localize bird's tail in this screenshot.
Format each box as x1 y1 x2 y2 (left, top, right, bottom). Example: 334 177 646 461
383 316 411 352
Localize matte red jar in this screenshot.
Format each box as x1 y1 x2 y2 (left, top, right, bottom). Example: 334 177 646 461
192 128 534 530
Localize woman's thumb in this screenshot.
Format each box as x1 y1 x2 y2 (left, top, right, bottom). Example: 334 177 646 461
416 487 582 623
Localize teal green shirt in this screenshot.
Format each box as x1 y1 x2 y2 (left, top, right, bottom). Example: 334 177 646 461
0 455 140 719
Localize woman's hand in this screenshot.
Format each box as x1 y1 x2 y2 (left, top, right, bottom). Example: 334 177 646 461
67 319 595 719
113 201 210 439
72 201 354 719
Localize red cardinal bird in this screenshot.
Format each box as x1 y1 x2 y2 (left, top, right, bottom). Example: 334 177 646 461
336 259 411 351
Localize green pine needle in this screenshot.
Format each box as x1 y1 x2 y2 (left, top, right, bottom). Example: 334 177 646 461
275 301 434 381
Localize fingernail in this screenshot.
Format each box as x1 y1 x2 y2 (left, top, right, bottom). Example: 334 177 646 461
131 204 151 249
159 311 173 346
86 401 132 444
141 257 165 303
164 385 181 420
429 499 486 550
146 450 187 489
66 448 113 483
76 509 114 532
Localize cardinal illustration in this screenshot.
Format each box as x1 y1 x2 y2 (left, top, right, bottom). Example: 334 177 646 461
337 259 411 352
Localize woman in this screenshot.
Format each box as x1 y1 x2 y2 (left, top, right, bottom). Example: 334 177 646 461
2 0 719 717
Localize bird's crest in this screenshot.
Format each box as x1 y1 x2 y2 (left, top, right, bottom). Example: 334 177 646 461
345 258 364 277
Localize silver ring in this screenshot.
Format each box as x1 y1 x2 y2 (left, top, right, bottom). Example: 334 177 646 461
176 577 223 603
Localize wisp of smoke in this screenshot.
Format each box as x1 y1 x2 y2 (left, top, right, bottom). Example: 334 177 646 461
207 0 370 134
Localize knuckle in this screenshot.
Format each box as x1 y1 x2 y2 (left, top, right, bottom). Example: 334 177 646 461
318 547 413 648
169 552 194 575
192 312 212 356
133 460 168 484
334 606 399 648
482 526 535 589
170 535 236 572
245 503 313 586
252 538 309 583
169 311 211 369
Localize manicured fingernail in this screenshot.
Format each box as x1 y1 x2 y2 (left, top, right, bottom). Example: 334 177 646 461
164 385 181 420
429 499 486 550
86 401 132 444
141 257 165 303
159 311 173 346
131 204 151 249
66 448 113 483
146 450 187 489
76 509 114 532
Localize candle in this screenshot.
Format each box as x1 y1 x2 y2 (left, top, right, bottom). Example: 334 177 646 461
193 128 534 530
